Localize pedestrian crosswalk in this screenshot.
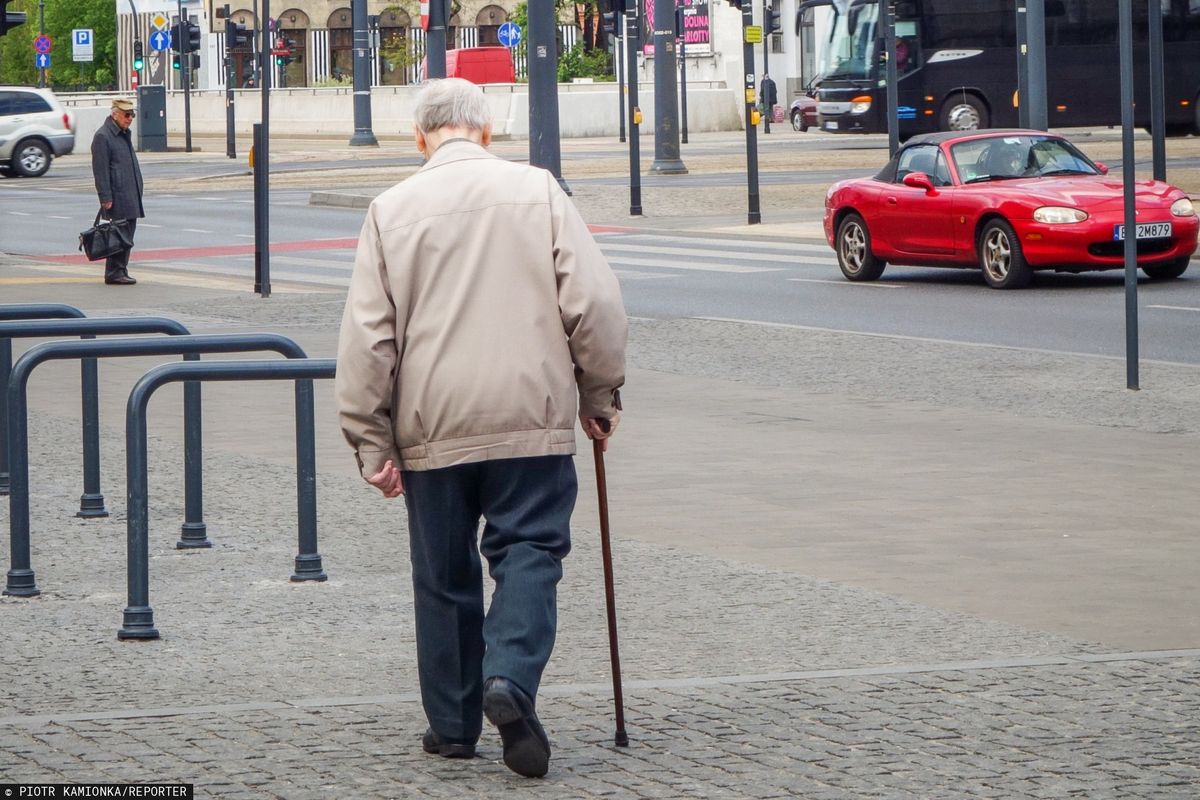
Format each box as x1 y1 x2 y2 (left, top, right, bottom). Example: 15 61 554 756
126 231 840 290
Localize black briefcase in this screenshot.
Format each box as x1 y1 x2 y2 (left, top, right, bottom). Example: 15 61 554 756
79 211 133 261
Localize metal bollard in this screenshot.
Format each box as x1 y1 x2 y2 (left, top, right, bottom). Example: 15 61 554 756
0 305 87 495
3 333 309 599
120 358 337 640
0 317 192 517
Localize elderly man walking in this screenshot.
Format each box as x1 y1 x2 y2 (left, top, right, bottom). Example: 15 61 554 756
90 97 144 285
336 78 627 779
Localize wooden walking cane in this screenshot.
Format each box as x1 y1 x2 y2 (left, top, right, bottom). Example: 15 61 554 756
592 421 629 747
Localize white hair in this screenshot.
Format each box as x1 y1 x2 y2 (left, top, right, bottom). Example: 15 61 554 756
413 78 492 134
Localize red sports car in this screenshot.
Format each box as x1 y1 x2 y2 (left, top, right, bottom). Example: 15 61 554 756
823 130 1198 289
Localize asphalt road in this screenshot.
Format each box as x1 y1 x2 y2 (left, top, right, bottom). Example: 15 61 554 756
4 143 1200 365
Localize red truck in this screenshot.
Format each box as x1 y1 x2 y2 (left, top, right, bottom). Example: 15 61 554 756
422 47 516 84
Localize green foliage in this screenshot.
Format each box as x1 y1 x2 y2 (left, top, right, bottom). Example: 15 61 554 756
0 0 116 89
556 41 611 82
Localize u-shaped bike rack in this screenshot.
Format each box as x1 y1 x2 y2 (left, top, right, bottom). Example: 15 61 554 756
120 358 337 640
1 305 88 495
0 317 193 515
4 333 309 599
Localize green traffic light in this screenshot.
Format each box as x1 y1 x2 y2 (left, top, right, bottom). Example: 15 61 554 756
134 58 145 70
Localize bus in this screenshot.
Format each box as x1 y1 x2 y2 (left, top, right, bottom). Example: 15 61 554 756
800 0 1200 137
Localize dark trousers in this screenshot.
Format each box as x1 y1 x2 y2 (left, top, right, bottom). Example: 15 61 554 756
104 218 137 278
402 455 576 743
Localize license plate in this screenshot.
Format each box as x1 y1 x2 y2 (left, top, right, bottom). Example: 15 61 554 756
1113 222 1172 241
824 120 838 130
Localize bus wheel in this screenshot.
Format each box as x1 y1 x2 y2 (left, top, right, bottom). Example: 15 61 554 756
940 95 988 132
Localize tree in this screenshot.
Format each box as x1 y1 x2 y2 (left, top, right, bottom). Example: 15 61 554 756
0 0 116 90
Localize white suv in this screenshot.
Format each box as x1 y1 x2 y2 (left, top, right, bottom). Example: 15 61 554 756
0 87 75 178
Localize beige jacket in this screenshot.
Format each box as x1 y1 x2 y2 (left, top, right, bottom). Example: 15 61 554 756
336 140 627 475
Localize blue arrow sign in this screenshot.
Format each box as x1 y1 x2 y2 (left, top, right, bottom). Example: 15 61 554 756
35 53 51 69
150 30 172 51
497 22 522 48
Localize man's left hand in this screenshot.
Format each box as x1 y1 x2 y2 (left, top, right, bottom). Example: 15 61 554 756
367 460 404 498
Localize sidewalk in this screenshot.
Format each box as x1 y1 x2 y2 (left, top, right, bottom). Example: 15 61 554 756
3 140 1200 797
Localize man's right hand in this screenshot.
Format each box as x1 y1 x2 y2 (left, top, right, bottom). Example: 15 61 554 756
581 416 617 452
366 460 404 498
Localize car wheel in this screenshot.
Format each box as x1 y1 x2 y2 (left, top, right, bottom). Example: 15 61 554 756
836 213 886 282
12 139 50 178
1142 257 1190 280
978 219 1031 289
939 94 989 132
791 109 807 132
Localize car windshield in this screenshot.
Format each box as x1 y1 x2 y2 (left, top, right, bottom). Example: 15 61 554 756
819 2 879 82
952 136 1100 184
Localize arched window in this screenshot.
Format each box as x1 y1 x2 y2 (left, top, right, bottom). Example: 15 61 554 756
379 8 412 86
277 9 310 87
328 7 353 82
229 9 258 88
475 5 507 46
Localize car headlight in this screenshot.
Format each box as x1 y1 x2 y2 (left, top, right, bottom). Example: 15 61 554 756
850 95 872 114
1171 198 1196 217
1033 206 1088 224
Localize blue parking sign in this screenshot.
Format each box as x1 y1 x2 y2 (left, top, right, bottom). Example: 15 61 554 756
74 30 91 46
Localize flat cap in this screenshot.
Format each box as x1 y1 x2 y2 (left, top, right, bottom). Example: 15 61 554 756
111 97 136 111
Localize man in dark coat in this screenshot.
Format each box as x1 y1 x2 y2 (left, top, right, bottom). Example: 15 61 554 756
760 73 778 131
91 97 144 285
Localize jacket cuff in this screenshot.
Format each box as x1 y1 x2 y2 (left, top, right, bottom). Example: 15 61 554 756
579 388 622 420
355 446 402 480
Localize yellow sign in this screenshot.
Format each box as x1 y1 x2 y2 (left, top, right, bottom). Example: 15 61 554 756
745 25 763 44
150 13 170 31
745 88 756 103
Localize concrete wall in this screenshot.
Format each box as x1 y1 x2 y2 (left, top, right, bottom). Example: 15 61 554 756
61 82 745 144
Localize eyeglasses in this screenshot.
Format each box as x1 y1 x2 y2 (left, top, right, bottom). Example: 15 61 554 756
120 111 136 119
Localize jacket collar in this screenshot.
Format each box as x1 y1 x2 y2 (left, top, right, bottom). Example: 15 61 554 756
104 116 129 138
419 138 494 172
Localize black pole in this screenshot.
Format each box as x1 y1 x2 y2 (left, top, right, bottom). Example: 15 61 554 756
616 28 625 143
38 0 45 89
0 339 9 494
223 6 236 160
253 123 270 297
256 0 272 301
528 0 569 191
179 353 207 548
761 0 770 134
1119 0 1139 391
179 2 192 152
1027 0 1047 130
292 378 325 581
349 0 378 146
741 4 760 225
1148 1 1166 181
678 24 688 144
882 0 898 156
650 0 686 173
625 14 642 215
427 0 447 78
1016 1 1029 128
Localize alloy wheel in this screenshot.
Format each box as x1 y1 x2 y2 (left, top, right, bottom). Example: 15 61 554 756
840 222 866 273
17 145 47 176
982 228 1011 282
946 103 981 131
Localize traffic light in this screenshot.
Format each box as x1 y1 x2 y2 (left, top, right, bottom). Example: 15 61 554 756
170 22 182 53
226 21 252 49
186 20 201 52
133 40 145 71
172 52 181 70
766 3 782 33
600 0 625 40
674 7 684 39
1 0 27 36
190 52 200 70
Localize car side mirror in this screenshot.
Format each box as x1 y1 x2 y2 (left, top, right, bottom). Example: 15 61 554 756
902 172 935 192
1094 162 1109 175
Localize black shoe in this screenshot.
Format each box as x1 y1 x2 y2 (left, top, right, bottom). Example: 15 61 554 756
421 728 476 759
104 274 136 285
483 676 550 778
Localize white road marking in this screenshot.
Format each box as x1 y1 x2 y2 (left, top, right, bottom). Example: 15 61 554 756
608 256 781 274
182 228 210 233
614 269 682 281
692 316 1200 368
1147 305 1200 313
140 223 163 228
602 243 811 265
10 211 32 216
788 278 906 288
47 215 70 220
